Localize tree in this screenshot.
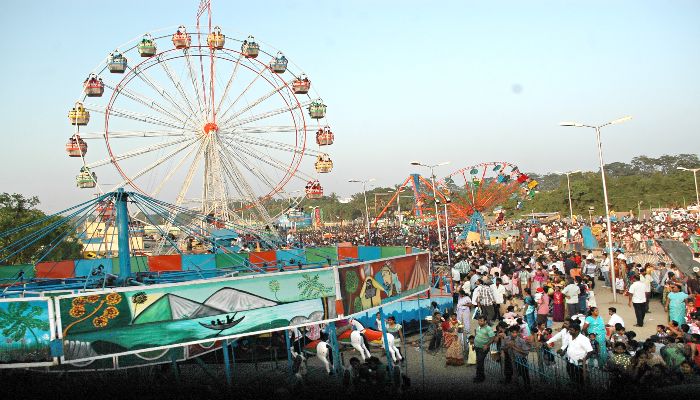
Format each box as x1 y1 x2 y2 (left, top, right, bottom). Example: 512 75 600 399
343 270 360 313
297 274 333 299
0 193 82 265
0 302 49 344
268 280 281 301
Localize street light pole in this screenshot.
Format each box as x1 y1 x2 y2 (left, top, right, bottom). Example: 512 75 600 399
557 170 582 221
443 198 452 266
560 116 632 303
677 167 700 220
349 178 375 243
410 161 450 252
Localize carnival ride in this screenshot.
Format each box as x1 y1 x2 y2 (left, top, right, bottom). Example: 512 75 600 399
374 162 538 239
65 2 335 236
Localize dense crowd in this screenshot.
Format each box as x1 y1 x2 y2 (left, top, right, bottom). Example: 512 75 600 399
292 216 700 390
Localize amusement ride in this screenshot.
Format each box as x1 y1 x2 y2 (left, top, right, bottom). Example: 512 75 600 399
66 1 335 235
375 161 539 239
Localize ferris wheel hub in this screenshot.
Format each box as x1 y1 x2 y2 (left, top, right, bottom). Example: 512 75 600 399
203 122 219 135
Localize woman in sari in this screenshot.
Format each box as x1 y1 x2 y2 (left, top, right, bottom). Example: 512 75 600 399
442 313 464 366
583 307 608 363
666 284 690 325
523 288 536 331
552 285 565 322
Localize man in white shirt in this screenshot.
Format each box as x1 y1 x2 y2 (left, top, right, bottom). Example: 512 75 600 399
491 278 507 318
627 274 647 327
561 278 580 318
606 307 625 329
599 257 611 288
546 319 573 350
563 324 594 385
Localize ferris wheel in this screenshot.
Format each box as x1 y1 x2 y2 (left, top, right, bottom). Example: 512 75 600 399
66 9 335 226
440 161 538 222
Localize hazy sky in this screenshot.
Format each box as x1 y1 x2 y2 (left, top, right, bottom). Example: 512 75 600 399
1 0 699 213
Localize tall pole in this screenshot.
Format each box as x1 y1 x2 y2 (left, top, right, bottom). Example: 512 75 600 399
595 126 617 302
560 116 631 303
566 173 574 221
115 188 132 282
429 169 444 253
443 202 451 266
362 182 370 241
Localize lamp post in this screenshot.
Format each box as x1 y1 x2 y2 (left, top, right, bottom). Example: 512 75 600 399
410 161 450 252
557 170 582 221
436 197 452 266
349 178 375 243
560 116 632 302
389 189 407 226
677 167 700 220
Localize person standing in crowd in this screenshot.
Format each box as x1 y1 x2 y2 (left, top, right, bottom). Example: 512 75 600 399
456 290 473 334
536 287 550 327
473 279 496 322
502 325 532 386
562 278 581 318
627 274 648 327
552 285 565 322
473 315 496 383
600 256 611 288
561 324 594 386
583 307 608 363
442 313 464 366
491 277 507 319
575 276 588 314
666 284 690 325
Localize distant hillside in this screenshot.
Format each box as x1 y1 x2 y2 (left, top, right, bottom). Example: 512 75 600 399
505 154 699 217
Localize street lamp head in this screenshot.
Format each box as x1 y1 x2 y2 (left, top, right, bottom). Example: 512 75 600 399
559 121 583 127
348 179 360 183
610 116 632 125
368 178 376 183
410 161 423 166
436 161 451 167
677 167 689 171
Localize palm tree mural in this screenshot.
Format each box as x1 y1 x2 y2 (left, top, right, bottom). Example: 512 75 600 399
297 274 333 299
0 302 49 344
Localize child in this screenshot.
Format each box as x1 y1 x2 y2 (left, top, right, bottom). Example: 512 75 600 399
656 325 669 341
588 333 600 367
466 335 477 365
610 324 628 346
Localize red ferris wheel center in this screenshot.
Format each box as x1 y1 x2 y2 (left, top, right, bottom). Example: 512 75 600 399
203 122 218 134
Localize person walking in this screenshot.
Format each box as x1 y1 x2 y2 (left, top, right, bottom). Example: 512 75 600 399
627 274 647 327
536 287 550 326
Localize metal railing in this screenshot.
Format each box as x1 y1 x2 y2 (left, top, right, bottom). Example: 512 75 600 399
485 345 610 389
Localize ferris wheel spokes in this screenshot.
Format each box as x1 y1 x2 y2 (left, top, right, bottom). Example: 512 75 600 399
213 53 243 117
79 130 194 139
223 100 311 130
107 138 199 191
157 57 202 123
125 63 203 127
215 59 268 124
87 103 188 131
218 79 296 127
85 137 196 169
101 79 196 130
182 49 208 121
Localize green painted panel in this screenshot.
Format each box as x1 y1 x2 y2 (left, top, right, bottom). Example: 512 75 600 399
0 264 35 280
380 246 408 258
305 246 337 264
215 252 249 269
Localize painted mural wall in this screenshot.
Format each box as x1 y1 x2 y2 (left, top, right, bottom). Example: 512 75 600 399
338 253 430 315
56 270 337 362
0 298 56 368
0 252 429 368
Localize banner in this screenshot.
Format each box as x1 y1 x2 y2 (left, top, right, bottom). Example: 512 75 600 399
0 298 56 368
56 269 337 362
337 253 430 315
